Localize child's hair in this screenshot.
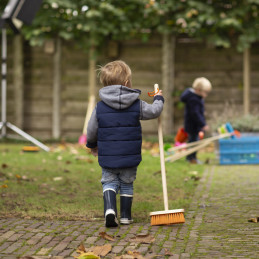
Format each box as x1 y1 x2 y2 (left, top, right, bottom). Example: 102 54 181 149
99 60 132 87
192 77 212 92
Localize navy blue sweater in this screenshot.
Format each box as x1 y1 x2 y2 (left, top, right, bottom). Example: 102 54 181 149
180 88 206 135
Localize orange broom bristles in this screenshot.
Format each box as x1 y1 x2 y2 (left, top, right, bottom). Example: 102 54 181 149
150 209 185 226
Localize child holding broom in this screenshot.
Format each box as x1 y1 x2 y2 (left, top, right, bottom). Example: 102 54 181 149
180 77 212 164
86 60 164 227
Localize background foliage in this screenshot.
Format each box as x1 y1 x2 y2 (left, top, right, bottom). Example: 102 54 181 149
1 0 258 51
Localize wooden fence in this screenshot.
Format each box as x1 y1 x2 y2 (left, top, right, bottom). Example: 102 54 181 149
1 35 259 140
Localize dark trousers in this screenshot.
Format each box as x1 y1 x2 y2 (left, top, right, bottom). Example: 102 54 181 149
186 132 199 161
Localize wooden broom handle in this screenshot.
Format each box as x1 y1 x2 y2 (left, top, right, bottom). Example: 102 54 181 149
83 95 96 134
155 84 169 211
158 116 169 211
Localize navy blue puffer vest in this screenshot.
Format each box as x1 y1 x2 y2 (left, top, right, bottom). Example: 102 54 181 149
96 99 142 169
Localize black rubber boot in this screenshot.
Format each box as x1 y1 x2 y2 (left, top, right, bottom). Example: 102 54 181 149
120 195 133 225
103 190 118 228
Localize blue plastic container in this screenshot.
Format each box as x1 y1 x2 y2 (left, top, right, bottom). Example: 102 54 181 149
219 136 259 165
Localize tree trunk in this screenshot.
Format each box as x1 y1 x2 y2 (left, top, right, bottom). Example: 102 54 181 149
82 45 96 133
52 37 61 139
88 45 96 99
162 33 175 135
243 48 250 115
13 34 24 128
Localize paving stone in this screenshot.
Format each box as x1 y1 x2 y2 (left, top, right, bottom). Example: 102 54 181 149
0 231 16 241
37 247 51 255
58 248 74 256
2 242 23 254
136 245 149 254
7 233 24 241
112 245 124 254
53 236 73 251
0 241 12 252
85 236 98 244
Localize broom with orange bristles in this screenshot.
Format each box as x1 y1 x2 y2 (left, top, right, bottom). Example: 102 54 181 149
150 84 185 226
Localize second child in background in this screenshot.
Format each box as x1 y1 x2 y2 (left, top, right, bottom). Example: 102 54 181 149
180 77 212 164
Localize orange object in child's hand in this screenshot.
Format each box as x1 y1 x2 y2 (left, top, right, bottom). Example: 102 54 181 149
148 88 160 97
199 131 204 140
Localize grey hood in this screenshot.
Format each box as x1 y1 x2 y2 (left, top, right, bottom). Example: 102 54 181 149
99 85 141 110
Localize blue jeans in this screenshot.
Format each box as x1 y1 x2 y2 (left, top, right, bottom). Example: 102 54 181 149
186 133 199 161
101 167 137 196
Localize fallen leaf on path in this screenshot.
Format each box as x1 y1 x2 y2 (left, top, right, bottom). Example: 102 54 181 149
99 231 115 241
248 217 259 223
20 256 64 259
115 250 145 259
77 242 86 253
128 250 145 258
164 248 174 256
75 252 100 259
0 184 8 188
92 244 112 257
129 234 155 244
76 243 111 257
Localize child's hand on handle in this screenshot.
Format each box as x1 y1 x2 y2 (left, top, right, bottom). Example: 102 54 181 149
154 83 163 96
202 125 210 132
155 90 163 96
90 147 98 157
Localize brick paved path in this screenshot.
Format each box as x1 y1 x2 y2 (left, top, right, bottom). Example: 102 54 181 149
0 165 258 258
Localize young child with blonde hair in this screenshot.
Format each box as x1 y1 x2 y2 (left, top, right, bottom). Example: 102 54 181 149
86 60 164 227
180 77 212 164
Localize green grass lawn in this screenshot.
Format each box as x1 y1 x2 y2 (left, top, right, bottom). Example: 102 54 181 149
0 142 212 223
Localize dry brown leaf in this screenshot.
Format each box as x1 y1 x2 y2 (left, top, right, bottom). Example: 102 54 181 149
129 234 155 244
164 248 174 256
99 232 115 241
20 257 64 259
128 250 146 258
75 156 94 163
248 217 259 223
77 242 87 253
75 243 111 258
114 255 133 259
115 250 145 259
92 244 112 257
2 163 8 169
75 252 100 259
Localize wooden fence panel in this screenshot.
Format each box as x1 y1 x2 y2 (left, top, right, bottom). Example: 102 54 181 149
1 37 258 140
